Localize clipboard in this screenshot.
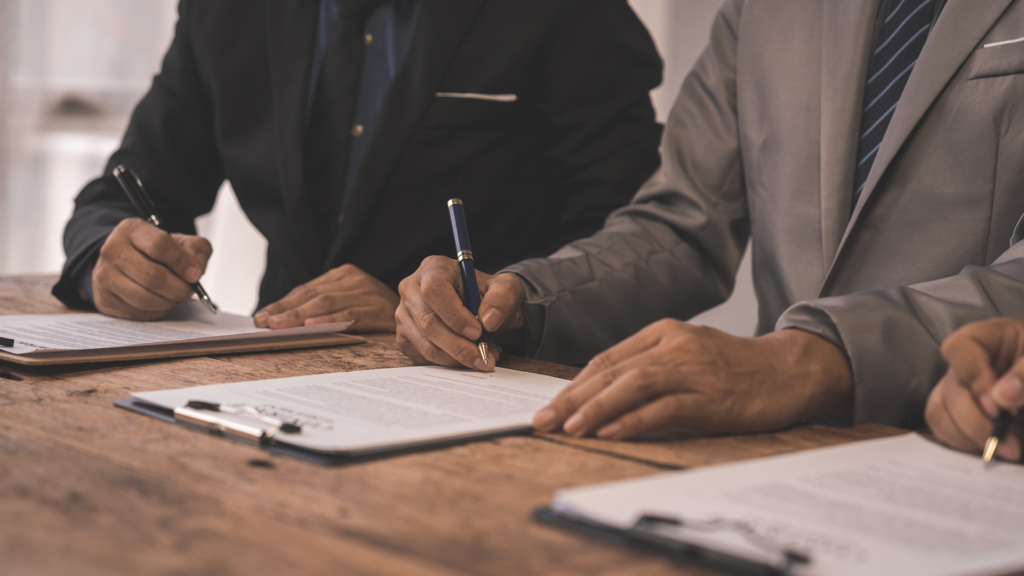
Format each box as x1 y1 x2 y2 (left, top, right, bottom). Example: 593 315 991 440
533 506 808 576
113 366 569 466
0 302 366 366
0 331 365 366
113 395 535 467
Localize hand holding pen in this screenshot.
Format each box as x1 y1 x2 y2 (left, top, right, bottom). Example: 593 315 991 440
925 318 1024 463
396 258 526 371
88 166 217 320
394 201 529 371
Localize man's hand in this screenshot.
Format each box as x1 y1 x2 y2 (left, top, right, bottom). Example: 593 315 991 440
532 320 854 439
254 264 398 332
92 218 212 320
925 318 1024 461
396 255 526 371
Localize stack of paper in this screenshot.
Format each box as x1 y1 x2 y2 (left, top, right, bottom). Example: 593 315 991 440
0 301 362 365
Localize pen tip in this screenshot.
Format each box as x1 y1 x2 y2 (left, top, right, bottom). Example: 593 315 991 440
983 436 999 465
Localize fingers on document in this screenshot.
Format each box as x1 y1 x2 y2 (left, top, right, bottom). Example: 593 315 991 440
535 324 670 434
258 284 322 329
255 265 400 331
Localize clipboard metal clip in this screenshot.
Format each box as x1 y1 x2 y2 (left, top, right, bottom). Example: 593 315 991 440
628 514 811 576
173 400 302 445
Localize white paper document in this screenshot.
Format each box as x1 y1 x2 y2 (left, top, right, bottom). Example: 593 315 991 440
552 434 1024 576
132 366 570 455
0 300 351 357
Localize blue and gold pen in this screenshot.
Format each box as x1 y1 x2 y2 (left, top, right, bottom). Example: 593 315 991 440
447 198 489 365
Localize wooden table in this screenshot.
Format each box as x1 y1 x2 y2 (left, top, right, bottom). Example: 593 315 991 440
0 276 902 576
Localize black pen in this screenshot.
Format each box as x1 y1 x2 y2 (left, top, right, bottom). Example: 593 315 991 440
112 165 218 314
447 199 489 365
983 408 1017 465
0 337 14 347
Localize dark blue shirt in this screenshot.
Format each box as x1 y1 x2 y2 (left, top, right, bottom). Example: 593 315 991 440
310 0 422 199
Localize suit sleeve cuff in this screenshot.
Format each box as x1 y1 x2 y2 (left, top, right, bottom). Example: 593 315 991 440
52 235 106 309
777 298 936 429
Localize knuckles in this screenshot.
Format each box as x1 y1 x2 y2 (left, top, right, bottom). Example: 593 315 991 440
420 276 450 300
625 369 659 396
328 263 361 281
588 351 615 373
422 255 454 270
418 310 444 336
135 265 165 290
397 275 417 298
294 286 319 303
665 332 712 357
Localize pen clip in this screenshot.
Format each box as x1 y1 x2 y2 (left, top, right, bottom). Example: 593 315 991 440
173 400 301 445
628 514 811 575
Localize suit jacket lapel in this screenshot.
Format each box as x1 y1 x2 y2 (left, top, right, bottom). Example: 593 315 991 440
822 0 1013 293
265 0 322 281
322 0 486 270
818 0 880 270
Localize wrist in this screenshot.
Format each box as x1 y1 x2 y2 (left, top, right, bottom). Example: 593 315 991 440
763 328 854 422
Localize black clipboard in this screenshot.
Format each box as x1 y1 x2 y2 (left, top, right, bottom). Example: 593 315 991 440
114 397 533 466
533 506 808 576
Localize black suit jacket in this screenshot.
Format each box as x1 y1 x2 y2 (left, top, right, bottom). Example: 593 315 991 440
54 0 663 311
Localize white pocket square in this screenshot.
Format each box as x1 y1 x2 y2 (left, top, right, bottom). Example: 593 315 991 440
435 92 517 103
984 36 1024 48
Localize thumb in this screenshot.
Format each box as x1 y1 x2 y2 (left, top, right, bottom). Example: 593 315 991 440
478 273 524 333
172 234 214 274
992 359 1024 410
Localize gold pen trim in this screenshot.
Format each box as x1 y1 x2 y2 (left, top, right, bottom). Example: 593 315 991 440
472 315 490 365
983 436 999 464
457 250 474 262
447 198 463 207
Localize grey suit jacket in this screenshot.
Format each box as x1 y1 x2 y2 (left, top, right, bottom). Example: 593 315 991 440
504 0 1024 427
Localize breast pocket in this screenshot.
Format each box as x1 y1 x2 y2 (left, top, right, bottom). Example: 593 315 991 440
968 39 1024 80
420 93 526 130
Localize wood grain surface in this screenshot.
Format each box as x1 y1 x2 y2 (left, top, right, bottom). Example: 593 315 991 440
0 276 904 576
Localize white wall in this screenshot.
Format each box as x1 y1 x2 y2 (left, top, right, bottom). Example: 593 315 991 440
1 0 758 335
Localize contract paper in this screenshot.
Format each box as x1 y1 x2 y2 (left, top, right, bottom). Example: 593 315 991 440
553 434 1024 576
132 366 570 455
0 300 351 358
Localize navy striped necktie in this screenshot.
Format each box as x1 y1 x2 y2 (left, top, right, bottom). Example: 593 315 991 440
852 0 939 207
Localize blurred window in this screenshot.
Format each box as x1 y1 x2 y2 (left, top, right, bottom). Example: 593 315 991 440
0 0 176 276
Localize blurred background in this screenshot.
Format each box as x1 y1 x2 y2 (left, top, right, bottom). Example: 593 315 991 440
0 0 754 335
